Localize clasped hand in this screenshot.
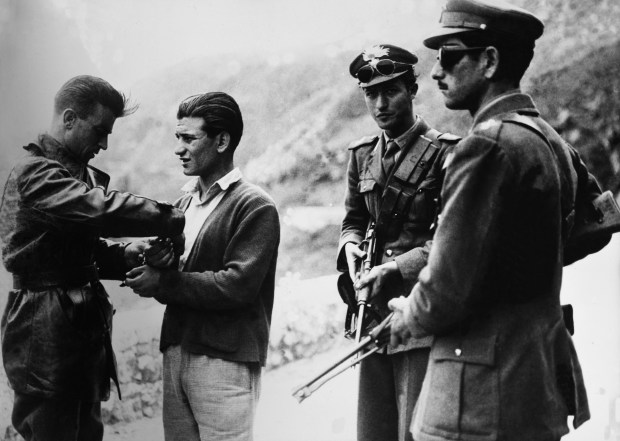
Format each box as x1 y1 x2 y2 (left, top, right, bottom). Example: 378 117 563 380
123 235 184 298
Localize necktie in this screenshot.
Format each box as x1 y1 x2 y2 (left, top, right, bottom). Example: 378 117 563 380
383 139 400 175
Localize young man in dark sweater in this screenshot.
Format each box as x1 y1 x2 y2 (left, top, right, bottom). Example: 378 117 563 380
125 92 280 441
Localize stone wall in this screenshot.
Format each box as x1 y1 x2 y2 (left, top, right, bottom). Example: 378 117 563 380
0 274 345 440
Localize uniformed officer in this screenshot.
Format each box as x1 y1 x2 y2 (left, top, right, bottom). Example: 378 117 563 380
388 1 609 440
337 44 459 441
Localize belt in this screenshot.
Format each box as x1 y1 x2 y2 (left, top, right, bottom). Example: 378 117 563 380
13 265 100 290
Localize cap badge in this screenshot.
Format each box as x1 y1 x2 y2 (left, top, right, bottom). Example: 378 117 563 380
362 45 390 61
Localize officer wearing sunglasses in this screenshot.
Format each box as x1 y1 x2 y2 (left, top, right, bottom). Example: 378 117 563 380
388 1 610 440
337 44 460 441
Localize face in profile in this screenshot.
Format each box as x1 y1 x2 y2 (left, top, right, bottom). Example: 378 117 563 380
430 38 488 112
174 116 220 177
64 103 116 163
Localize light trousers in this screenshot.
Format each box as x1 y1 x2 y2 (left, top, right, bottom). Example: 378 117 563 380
163 345 261 441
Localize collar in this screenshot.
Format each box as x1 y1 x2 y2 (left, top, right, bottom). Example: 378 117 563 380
26 134 87 180
472 90 540 128
181 167 243 204
382 115 425 149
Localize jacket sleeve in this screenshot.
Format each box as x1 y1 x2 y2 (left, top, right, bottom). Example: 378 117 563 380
404 136 514 337
337 150 368 272
394 240 433 289
94 239 129 280
564 145 612 264
156 203 280 311
17 158 185 238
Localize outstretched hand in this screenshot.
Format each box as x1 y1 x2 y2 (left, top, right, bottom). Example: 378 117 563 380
144 237 176 268
125 237 179 269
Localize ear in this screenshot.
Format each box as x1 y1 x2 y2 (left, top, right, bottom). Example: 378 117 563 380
410 83 419 99
63 109 78 129
482 46 500 79
216 131 232 154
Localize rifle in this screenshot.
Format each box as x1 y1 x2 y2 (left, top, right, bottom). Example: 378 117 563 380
354 222 376 344
292 313 393 403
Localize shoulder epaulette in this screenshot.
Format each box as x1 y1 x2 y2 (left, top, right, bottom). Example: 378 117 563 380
473 118 503 139
474 113 551 147
437 132 462 143
348 135 378 150
501 113 548 145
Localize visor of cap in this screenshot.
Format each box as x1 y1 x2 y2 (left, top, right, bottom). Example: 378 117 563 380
423 28 480 49
360 69 408 88
423 1 544 50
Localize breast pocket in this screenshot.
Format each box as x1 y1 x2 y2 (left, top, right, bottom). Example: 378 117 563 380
419 335 499 440
358 178 379 215
401 176 441 230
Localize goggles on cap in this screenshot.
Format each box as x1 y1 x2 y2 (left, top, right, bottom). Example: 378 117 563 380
437 46 487 70
356 59 412 84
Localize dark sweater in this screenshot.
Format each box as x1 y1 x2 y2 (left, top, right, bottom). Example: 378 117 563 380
156 179 280 366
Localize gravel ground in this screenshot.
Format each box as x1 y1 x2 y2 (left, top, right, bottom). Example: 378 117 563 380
106 340 359 441
105 235 620 441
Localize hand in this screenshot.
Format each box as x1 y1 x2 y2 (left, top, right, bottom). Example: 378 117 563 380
388 296 413 347
355 261 398 300
344 242 365 282
124 238 152 268
144 237 176 268
124 265 162 298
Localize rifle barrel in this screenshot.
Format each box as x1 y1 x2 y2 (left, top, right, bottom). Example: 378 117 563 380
291 313 394 403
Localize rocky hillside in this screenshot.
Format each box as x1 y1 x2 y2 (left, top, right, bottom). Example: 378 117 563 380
94 0 620 209
81 0 620 280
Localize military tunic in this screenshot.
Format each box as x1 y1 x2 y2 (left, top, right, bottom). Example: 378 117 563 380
405 92 591 441
337 115 459 441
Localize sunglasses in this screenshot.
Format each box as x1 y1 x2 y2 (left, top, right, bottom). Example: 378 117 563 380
437 46 487 70
356 59 412 84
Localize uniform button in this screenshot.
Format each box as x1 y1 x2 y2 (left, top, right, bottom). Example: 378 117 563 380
454 348 462 357
385 249 393 257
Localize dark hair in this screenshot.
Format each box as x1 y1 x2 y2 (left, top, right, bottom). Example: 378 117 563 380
177 92 244 150
54 75 135 118
460 31 535 84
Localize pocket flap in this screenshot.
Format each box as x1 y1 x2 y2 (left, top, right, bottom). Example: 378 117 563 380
431 334 496 366
358 179 377 193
